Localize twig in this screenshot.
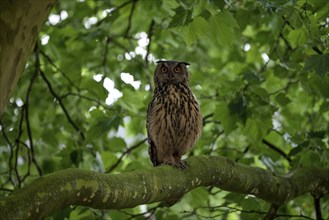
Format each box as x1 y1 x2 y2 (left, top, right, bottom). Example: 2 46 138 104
111 38 131 53
264 203 279 220
312 46 323 55
39 50 79 90
268 80 298 96
14 94 28 188
208 131 224 155
281 16 295 30
235 146 250 162
107 138 147 173
0 187 13 192
60 92 112 110
119 205 159 220
262 139 292 162
258 14 292 73
0 119 15 185
102 36 111 76
202 113 213 125
145 19 155 64
39 67 85 141
279 33 293 59
28 44 42 176
124 0 138 38
96 0 136 26
19 141 35 182
14 62 41 188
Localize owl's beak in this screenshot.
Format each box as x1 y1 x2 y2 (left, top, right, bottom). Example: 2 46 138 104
168 71 173 78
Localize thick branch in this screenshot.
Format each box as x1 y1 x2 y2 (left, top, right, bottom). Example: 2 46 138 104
0 155 328 220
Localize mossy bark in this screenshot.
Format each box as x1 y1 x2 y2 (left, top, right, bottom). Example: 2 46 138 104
1 155 328 219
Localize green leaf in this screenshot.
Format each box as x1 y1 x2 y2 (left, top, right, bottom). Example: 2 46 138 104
309 74 329 98
179 16 210 46
191 16 211 40
289 8 304 28
118 88 147 114
80 77 108 101
214 102 237 134
67 207 95 220
209 10 239 46
243 119 267 144
275 93 291 106
182 187 209 207
101 151 119 170
304 54 329 77
228 95 247 122
57 25 78 38
299 150 323 167
48 206 72 220
70 149 83 167
41 158 57 174
168 6 193 27
178 25 197 46
106 137 126 152
208 0 226 9
57 147 77 168
287 28 309 48
288 146 303 157
85 116 121 143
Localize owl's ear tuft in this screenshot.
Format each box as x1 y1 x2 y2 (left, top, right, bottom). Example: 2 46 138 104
155 60 190 66
155 60 166 64
180 62 190 66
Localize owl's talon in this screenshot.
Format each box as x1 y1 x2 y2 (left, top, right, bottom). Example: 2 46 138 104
161 160 187 169
176 160 188 169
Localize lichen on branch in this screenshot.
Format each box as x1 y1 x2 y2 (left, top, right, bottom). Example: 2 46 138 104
0 155 328 220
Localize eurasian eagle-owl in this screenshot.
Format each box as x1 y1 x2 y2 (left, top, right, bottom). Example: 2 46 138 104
146 60 202 168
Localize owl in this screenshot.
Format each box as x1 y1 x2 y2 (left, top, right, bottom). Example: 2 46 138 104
146 60 202 168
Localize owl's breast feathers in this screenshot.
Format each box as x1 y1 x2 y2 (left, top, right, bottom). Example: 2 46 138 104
147 82 202 166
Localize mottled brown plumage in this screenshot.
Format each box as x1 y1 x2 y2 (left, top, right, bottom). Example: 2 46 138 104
146 60 202 168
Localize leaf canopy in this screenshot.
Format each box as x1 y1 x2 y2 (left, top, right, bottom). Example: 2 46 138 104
1 0 328 219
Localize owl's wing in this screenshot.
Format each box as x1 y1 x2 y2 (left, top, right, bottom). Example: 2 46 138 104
146 100 159 167
148 138 159 167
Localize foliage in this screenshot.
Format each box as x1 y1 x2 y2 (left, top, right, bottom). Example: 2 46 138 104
0 0 328 219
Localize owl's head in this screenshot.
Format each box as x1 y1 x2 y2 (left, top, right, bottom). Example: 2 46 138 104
154 60 190 85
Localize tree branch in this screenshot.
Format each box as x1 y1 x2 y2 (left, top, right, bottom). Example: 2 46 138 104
124 0 138 38
39 50 80 90
145 19 155 64
39 70 85 141
262 139 291 162
27 44 42 176
0 119 15 187
1 155 328 220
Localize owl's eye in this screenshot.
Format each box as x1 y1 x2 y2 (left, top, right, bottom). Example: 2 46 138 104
174 66 181 73
161 67 168 73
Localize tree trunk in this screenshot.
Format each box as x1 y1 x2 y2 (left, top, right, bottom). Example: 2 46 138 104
0 0 56 116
